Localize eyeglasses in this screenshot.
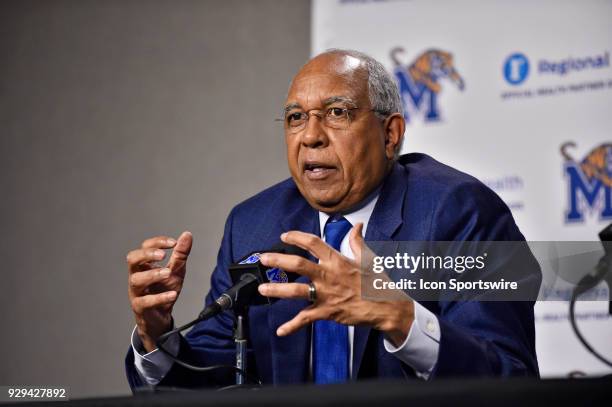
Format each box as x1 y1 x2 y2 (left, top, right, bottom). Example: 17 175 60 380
276 106 388 134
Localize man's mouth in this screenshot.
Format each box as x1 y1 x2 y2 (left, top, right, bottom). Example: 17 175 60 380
303 162 337 180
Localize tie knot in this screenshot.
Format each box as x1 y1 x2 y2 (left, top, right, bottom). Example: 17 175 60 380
324 217 352 250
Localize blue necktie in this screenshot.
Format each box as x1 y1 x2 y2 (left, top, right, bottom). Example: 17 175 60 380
313 217 352 384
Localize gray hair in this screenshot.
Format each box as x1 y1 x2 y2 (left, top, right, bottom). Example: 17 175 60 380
324 48 403 119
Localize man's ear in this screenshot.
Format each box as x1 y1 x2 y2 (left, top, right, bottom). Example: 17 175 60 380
383 113 405 160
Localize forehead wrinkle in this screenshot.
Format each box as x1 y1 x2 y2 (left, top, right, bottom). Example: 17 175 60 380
293 79 360 106
322 96 358 107
283 95 357 115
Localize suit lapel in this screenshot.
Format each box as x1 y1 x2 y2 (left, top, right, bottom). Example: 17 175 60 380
270 200 319 384
352 161 409 378
365 162 408 241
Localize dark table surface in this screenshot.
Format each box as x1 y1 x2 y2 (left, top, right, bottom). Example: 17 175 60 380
5 376 612 407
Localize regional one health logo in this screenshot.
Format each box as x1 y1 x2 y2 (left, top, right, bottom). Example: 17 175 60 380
562 142 612 222
391 48 465 124
503 53 530 85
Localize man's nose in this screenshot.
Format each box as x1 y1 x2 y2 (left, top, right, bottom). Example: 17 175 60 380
300 113 329 148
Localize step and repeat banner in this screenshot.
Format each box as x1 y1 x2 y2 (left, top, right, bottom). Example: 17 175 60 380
312 0 612 377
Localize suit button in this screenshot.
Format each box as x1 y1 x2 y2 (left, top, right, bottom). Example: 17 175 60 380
426 319 436 333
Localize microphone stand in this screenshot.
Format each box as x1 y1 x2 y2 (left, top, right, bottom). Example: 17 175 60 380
214 307 259 391
568 225 612 369
154 304 262 389
234 313 248 386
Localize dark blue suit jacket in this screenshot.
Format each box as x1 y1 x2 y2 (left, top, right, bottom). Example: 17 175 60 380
126 153 540 389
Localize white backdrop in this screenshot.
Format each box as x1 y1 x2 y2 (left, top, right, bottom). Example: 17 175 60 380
312 0 612 377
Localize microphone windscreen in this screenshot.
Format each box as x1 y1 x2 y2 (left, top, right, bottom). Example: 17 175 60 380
229 242 308 306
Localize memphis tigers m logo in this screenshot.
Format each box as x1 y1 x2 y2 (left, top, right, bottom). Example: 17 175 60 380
561 142 612 222
391 48 465 123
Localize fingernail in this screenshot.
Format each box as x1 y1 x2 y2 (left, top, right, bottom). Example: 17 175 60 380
160 268 171 278
166 291 177 300
277 327 286 336
259 254 269 263
280 233 287 240
155 250 165 258
167 238 176 246
258 284 269 295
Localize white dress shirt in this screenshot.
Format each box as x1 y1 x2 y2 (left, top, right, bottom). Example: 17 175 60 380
131 192 441 384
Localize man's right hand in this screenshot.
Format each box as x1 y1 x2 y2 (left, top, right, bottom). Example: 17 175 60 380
127 231 193 353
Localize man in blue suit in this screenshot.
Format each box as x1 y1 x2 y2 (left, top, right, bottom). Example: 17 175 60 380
125 49 540 389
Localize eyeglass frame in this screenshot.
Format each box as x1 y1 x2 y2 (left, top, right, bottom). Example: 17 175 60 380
275 104 391 133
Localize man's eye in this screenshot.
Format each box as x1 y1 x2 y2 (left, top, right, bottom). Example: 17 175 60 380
287 112 305 123
328 107 347 117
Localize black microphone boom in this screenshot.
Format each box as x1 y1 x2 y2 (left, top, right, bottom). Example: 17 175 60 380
198 273 259 320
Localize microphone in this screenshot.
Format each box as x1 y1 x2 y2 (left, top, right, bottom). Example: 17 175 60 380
598 223 612 315
198 242 307 321
574 223 612 314
197 273 259 320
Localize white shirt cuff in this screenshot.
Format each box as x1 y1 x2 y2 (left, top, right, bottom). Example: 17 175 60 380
131 325 180 385
383 301 440 380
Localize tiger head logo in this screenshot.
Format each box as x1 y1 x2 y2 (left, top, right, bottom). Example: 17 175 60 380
391 48 464 123
561 142 612 188
561 142 612 222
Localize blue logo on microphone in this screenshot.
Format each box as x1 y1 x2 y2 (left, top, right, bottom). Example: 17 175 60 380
503 53 530 85
239 253 261 265
266 268 289 283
